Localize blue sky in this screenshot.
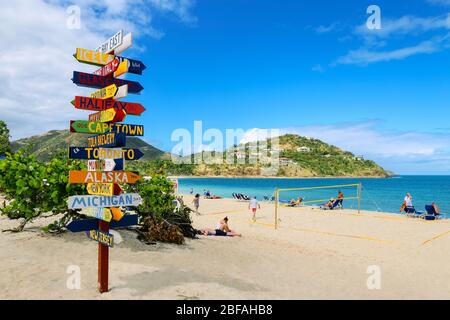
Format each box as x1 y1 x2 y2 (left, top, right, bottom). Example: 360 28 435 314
1 0 450 174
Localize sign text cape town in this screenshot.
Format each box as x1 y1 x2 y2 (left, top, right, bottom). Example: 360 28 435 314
68 30 147 293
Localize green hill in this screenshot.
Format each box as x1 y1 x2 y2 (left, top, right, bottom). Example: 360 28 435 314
11 130 166 162
182 134 389 178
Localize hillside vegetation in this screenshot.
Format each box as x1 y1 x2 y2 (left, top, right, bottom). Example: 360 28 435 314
11 130 166 162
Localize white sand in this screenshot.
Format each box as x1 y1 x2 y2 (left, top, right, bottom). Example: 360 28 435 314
1 195 450 300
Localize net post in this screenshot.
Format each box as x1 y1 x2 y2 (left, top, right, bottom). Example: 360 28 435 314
274 188 279 230
357 183 362 214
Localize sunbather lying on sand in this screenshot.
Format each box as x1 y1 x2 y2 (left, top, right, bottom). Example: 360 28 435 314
198 217 242 237
289 197 304 207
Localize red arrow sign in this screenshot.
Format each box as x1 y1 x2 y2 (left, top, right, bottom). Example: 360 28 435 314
89 108 127 123
72 96 146 116
113 183 122 196
94 58 120 77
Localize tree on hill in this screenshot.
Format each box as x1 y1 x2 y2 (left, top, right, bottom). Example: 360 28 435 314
0 120 11 156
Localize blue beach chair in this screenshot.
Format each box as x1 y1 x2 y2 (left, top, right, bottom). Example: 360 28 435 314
421 205 444 221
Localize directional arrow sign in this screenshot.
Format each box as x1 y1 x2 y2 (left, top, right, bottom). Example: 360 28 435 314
72 71 144 94
72 97 146 116
87 132 127 148
112 32 132 56
68 194 143 209
87 159 124 172
80 207 113 222
117 57 146 75
88 108 127 124
69 147 144 161
86 229 114 248
111 207 124 221
67 215 138 233
87 183 114 196
70 121 144 136
69 171 141 184
96 30 123 54
90 84 128 100
75 48 115 66
94 58 120 77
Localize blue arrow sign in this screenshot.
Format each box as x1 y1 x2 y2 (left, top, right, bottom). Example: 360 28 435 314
87 132 126 148
117 57 147 75
67 215 139 233
69 147 144 161
72 71 144 94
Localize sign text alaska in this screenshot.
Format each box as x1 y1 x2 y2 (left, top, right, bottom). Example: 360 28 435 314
68 30 147 293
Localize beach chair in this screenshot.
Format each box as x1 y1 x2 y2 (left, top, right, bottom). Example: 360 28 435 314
405 206 424 218
320 200 342 211
421 205 443 221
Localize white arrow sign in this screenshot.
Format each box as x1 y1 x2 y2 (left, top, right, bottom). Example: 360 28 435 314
68 193 143 209
113 32 132 55
87 159 116 172
96 30 123 54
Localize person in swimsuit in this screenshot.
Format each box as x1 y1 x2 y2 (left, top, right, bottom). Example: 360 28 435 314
215 217 241 237
192 194 200 215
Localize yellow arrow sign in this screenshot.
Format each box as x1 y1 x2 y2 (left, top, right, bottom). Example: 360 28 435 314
90 84 118 99
75 48 115 66
87 183 114 196
114 60 129 77
80 207 113 222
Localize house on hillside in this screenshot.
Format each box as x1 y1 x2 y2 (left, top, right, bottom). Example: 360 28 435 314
279 157 296 166
297 146 311 153
353 155 364 161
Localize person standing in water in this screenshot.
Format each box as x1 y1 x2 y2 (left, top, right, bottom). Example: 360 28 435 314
192 194 200 215
249 196 261 222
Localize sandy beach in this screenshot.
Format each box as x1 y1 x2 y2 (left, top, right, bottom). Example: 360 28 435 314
1 194 450 300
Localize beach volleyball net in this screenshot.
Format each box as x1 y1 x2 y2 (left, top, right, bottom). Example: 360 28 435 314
273 183 362 229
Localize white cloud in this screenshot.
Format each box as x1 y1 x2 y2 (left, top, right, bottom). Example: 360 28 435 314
427 0 450 6
335 35 449 65
0 0 196 140
333 12 450 66
240 122 450 174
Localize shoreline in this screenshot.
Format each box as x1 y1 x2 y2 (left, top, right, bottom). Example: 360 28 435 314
172 175 392 180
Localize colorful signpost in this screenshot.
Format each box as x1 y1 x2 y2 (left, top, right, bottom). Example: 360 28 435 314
69 30 146 293
81 207 113 222
86 230 114 248
90 84 128 100
70 121 144 136
67 194 143 209
72 71 144 94
88 108 127 123
68 170 141 184
96 30 125 54
87 159 124 172
66 215 139 233
69 147 144 161
72 96 146 115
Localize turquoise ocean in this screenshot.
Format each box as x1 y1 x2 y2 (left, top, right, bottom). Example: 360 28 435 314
178 176 450 216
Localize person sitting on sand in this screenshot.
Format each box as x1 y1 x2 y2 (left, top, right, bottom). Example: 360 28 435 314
289 197 304 207
199 217 241 237
323 198 336 208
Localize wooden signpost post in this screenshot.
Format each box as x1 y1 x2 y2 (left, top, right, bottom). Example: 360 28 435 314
69 30 147 293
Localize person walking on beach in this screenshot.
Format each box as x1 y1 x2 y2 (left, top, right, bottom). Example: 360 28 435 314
192 194 200 215
249 196 261 222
